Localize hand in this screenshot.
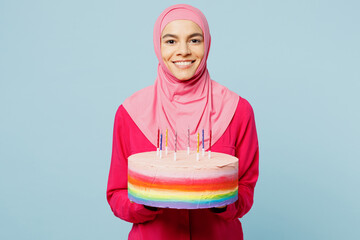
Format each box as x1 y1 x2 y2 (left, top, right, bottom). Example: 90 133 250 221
143 205 159 211
214 205 227 209
210 205 227 213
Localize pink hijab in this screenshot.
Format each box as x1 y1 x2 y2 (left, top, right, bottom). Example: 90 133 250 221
123 4 239 150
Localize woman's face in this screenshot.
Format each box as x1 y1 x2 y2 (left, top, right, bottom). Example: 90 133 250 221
161 20 205 81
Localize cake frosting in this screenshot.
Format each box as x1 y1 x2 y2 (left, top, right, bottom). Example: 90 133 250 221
128 150 238 209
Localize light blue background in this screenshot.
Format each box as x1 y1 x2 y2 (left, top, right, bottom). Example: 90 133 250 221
1 0 359 239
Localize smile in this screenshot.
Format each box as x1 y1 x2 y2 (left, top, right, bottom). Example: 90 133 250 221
172 60 196 69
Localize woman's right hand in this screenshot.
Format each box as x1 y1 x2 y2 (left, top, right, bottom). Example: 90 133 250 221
210 205 227 213
143 205 159 211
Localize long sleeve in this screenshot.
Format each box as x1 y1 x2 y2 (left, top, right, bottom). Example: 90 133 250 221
107 101 257 239
212 98 259 221
106 105 163 224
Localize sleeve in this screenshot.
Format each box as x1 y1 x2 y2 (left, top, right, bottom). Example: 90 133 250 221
106 106 163 224
214 99 259 221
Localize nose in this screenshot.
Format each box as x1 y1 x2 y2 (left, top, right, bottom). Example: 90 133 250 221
177 42 190 56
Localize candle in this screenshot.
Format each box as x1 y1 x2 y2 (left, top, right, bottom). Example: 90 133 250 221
160 132 163 158
208 130 212 159
160 132 162 150
157 129 160 148
209 130 212 151
166 129 168 147
202 129 204 149
196 132 200 161
187 127 190 155
202 129 205 156
197 132 199 153
174 131 177 161
165 129 168 155
157 128 160 156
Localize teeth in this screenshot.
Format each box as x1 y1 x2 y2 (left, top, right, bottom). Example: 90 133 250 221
174 61 193 66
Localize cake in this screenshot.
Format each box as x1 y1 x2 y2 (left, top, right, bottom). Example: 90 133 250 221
128 150 238 209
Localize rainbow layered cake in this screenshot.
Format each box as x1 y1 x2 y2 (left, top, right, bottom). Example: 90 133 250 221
128 151 238 209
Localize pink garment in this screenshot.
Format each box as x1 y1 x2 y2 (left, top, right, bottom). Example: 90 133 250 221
107 97 259 240
123 4 239 150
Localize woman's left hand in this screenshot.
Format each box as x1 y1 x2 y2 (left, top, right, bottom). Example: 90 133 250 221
210 205 227 213
215 205 227 209
143 205 159 211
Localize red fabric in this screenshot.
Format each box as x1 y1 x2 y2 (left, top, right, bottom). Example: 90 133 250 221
107 97 259 240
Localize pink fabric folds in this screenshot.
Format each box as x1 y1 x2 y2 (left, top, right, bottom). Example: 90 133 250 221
123 4 239 150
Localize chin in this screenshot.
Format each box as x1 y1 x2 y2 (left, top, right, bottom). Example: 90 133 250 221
176 76 191 81
173 72 196 81
175 76 192 81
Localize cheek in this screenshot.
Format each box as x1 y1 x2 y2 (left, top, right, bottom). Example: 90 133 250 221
194 45 205 60
161 45 172 61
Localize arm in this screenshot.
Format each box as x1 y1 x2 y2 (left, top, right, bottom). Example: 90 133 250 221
214 99 259 220
106 106 162 223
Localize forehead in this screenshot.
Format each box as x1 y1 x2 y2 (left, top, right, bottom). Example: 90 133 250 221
161 20 203 36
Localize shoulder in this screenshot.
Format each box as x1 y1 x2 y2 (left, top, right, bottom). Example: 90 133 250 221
211 79 254 116
113 104 141 140
211 80 238 98
115 104 126 118
237 97 255 117
231 97 256 128
117 84 155 123
114 84 155 126
211 80 240 111
113 105 129 127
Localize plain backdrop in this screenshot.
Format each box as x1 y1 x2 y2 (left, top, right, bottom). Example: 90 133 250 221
1 0 359 239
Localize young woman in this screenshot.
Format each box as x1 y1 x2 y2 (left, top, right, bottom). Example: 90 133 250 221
107 4 259 240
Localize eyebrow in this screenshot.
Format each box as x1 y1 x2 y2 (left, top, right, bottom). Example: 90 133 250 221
162 33 204 39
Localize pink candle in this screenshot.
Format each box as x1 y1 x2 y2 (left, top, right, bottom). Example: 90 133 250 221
157 129 159 148
209 130 212 151
175 132 177 152
188 127 190 148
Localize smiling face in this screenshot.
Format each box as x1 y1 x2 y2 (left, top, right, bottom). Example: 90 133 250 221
161 20 205 81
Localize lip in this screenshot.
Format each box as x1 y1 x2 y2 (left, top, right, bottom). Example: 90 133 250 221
172 60 196 69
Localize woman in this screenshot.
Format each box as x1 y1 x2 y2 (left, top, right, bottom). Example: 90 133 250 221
107 4 259 240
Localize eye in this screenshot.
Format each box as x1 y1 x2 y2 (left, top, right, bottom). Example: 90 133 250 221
190 39 202 44
165 39 175 44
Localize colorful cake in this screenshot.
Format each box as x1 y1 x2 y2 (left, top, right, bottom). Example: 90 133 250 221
128 150 238 209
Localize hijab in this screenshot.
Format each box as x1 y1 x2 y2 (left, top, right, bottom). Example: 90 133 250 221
123 4 239 150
